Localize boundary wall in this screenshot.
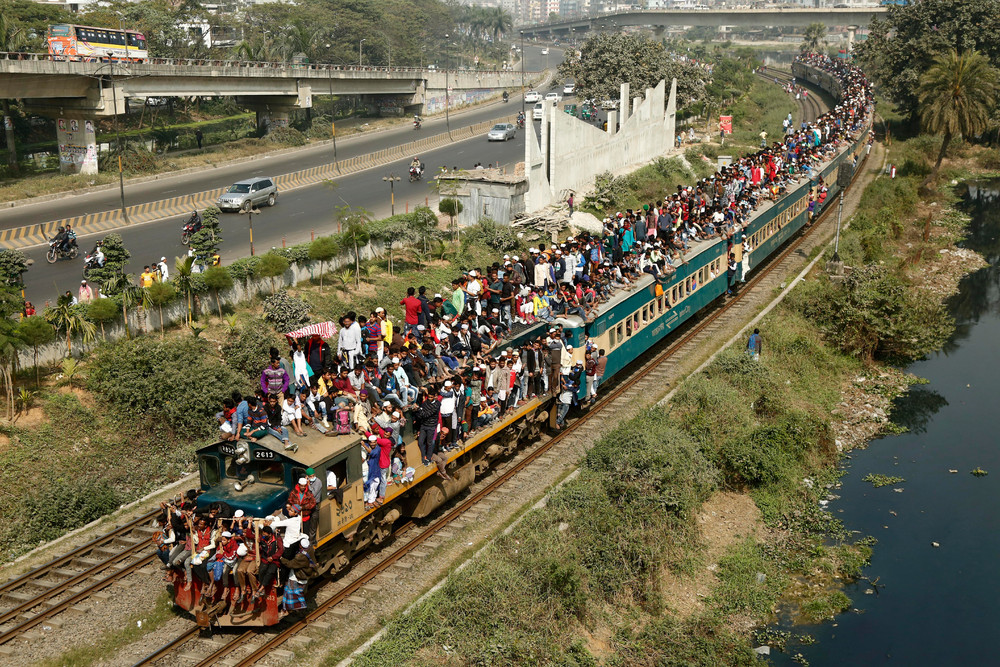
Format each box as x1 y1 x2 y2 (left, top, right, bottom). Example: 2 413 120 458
525 78 676 211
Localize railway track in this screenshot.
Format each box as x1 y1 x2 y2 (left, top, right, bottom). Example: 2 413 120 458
0 509 160 645
761 68 825 125
135 123 873 665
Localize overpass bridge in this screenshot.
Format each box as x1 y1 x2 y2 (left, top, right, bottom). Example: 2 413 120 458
518 6 886 38
0 52 535 175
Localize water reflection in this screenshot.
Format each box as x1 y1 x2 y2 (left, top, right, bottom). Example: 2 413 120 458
885 386 948 436
950 181 1000 324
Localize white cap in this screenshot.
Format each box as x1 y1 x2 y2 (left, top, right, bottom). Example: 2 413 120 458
444 380 452 387
492 308 499 313
375 307 385 313
513 255 519 261
368 434 377 441
461 323 469 329
81 279 87 284
160 256 166 261
237 544 248 557
233 510 245 518
503 254 510 259
383 401 392 407
392 410 401 418
469 270 477 277
500 351 507 357
391 356 400 364
300 537 311 548
222 531 233 538
473 366 480 371
435 293 442 299
298 477 307 485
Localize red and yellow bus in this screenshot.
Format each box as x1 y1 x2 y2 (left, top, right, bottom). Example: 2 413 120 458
47 24 148 62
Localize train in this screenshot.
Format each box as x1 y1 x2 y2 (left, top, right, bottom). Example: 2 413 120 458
168 62 871 628
47 24 148 62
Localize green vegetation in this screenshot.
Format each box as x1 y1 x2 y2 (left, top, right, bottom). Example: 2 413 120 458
862 474 905 488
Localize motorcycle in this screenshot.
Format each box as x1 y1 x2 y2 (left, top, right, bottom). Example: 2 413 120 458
502 91 509 103
409 165 423 182
413 118 422 130
82 252 103 279
181 213 202 245
516 117 525 129
46 239 78 264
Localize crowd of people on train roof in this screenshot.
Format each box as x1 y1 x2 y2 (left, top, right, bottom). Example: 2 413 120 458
155 52 873 618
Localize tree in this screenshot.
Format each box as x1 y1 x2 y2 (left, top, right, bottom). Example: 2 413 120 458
801 23 826 53
337 206 372 288
85 297 119 340
0 248 29 290
203 264 234 318
146 280 176 335
918 49 1000 183
369 216 416 276
173 255 195 325
855 0 1000 121
87 233 131 295
558 32 706 109
308 235 340 292
439 198 463 242
102 273 142 337
44 303 96 356
188 206 223 264
257 252 290 294
0 14 27 176
15 316 54 386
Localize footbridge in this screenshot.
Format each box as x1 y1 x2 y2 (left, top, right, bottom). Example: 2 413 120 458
518 6 885 39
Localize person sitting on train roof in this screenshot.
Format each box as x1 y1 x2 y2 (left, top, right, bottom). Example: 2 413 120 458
263 393 297 452
282 393 307 438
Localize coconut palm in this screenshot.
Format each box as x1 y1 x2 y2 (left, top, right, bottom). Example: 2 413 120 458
103 273 143 338
800 23 826 54
45 302 97 356
0 15 27 176
337 206 371 288
174 255 195 325
918 49 1000 183
486 7 512 43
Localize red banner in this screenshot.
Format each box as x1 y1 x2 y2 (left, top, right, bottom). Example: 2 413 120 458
719 115 732 134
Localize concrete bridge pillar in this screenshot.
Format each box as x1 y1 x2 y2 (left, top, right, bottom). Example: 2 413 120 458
606 110 617 136
56 116 98 175
846 25 858 55
619 82 630 125
255 110 290 135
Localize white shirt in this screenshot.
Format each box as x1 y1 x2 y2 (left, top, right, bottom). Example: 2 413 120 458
337 322 362 354
157 260 169 280
326 470 338 490
270 515 303 548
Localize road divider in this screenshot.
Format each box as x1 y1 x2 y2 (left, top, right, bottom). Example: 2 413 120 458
0 114 517 250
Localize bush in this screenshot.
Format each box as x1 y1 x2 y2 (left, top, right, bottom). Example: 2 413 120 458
461 218 525 255
0 249 29 288
265 127 306 146
583 170 632 211
222 317 280 378
262 291 311 332
226 255 262 282
22 479 121 542
88 337 251 439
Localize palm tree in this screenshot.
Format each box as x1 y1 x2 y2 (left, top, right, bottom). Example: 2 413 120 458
918 49 1000 183
486 7 512 43
174 255 196 325
337 205 371 288
800 23 826 54
45 303 97 356
103 273 143 338
0 15 27 176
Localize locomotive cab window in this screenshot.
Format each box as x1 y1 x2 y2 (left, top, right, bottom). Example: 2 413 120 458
258 462 283 485
200 456 221 487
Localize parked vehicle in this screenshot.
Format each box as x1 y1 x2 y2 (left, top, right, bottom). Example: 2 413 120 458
216 177 277 212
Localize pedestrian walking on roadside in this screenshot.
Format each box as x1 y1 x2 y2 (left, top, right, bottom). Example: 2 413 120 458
567 192 575 217
747 328 762 361
195 129 203 149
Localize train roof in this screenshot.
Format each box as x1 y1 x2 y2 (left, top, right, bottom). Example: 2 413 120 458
197 429 361 468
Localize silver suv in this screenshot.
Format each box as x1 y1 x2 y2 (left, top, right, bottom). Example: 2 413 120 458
217 177 277 212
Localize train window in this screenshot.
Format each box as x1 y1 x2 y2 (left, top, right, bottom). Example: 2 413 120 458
634 312 640 329
617 323 624 341
609 326 617 349
258 462 283 485
200 456 221 487
326 457 349 499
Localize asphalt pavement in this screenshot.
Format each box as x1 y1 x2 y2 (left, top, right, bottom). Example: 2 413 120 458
20 47 569 306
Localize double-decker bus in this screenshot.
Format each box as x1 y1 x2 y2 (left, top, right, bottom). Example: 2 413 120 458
47 24 148 61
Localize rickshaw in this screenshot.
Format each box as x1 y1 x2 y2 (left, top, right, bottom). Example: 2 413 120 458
564 104 577 117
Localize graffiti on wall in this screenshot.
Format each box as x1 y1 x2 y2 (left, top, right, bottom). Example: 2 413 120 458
57 117 98 175
423 89 497 114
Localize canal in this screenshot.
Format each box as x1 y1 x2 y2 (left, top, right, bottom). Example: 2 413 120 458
774 180 1000 665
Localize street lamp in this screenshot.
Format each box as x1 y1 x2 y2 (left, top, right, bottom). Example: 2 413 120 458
359 38 366 67
105 53 129 225
520 30 525 117
382 173 401 215
443 34 451 139
245 206 258 256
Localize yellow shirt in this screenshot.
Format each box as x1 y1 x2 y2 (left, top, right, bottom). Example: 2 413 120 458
380 318 393 348
140 271 155 288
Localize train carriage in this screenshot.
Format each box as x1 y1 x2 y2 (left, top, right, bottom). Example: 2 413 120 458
169 70 871 628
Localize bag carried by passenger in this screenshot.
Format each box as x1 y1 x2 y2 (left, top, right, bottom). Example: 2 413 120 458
336 407 352 435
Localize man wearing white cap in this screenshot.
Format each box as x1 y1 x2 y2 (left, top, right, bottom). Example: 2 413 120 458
78 279 94 303
157 256 169 281
279 536 316 614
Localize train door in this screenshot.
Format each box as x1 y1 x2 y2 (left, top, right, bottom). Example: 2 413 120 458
316 445 364 538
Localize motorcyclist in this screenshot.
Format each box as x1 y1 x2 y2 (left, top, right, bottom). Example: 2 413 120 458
92 242 106 267
187 210 203 232
64 224 77 250
413 114 422 128
502 91 509 102
51 226 69 253
516 110 525 126
410 156 423 178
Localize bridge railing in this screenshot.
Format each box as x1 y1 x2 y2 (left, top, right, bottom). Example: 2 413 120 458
0 51 536 77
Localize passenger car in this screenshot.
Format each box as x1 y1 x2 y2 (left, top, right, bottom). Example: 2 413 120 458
487 123 517 141
524 90 541 103
563 83 575 95
544 92 562 103
533 101 545 120
217 177 277 212
541 48 549 55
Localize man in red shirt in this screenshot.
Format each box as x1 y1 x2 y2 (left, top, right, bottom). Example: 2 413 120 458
400 287 422 339
288 478 317 541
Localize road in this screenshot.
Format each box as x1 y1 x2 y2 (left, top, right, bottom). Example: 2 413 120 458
20 46 570 306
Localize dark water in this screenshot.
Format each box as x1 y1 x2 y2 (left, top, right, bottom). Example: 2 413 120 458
773 181 1000 666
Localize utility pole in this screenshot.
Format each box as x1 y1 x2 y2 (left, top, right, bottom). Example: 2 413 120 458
106 54 129 225
383 173 400 215
520 30 525 118
359 38 365 67
444 34 451 139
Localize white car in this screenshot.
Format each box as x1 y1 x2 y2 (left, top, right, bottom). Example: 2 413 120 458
563 83 575 95
524 90 541 103
533 101 545 120
601 99 619 110
544 92 562 103
487 123 517 141
541 48 549 55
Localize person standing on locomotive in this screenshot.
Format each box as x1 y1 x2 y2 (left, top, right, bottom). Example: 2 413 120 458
288 477 317 541
280 536 317 616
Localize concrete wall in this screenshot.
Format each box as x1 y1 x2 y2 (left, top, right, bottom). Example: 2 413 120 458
527 78 676 211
